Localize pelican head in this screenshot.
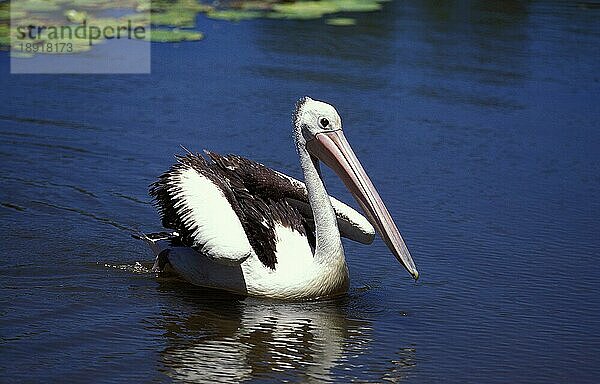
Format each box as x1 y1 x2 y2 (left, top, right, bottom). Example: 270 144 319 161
293 96 419 280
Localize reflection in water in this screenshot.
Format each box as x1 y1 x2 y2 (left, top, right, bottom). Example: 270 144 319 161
153 281 415 383
412 0 530 107
255 3 397 63
250 1 531 110
246 3 398 91
2 0 598 382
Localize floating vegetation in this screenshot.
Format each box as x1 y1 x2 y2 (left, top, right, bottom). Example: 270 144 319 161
151 0 212 27
1 0 384 56
266 0 384 19
150 28 203 42
64 9 88 24
0 23 9 47
326 17 356 26
2 0 146 54
206 10 263 22
270 1 341 19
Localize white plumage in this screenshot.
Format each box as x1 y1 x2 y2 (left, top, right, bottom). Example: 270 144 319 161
138 97 418 300
168 167 252 264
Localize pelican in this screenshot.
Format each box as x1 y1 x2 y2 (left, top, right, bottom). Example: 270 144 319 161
137 97 418 300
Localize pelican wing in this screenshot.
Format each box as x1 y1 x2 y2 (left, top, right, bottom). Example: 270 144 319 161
150 154 253 265
206 151 375 245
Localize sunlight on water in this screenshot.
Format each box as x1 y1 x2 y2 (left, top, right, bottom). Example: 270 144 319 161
104 262 153 274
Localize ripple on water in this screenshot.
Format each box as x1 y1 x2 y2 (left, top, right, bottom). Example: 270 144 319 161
1 1 600 382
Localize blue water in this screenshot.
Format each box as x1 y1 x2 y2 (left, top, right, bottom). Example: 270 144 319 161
1 1 600 382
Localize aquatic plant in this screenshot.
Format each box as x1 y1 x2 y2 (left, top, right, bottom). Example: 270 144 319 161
150 29 203 42
206 10 263 22
65 9 88 24
151 0 212 27
269 1 341 19
0 0 386 56
326 17 356 26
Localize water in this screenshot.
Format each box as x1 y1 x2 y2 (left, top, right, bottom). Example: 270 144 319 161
1 1 599 382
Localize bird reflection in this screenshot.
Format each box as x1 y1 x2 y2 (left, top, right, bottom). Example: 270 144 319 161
152 279 415 383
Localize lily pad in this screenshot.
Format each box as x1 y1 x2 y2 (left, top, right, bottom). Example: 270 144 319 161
151 0 212 27
0 23 10 48
266 0 383 19
334 0 382 12
206 10 263 21
149 28 203 42
0 2 26 21
269 1 340 19
239 1 278 11
136 0 151 12
326 17 356 26
151 10 196 27
11 0 61 13
65 9 88 23
1 0 389 57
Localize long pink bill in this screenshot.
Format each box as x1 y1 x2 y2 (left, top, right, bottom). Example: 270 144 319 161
306 130 419 280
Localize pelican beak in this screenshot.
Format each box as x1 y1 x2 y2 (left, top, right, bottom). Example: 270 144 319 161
306 130 419 280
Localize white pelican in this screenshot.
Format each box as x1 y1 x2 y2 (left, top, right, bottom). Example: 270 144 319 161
137 97 418 300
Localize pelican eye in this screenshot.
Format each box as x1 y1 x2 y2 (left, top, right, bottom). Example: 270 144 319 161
319 117 330 129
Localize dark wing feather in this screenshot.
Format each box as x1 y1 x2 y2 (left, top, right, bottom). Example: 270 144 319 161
150 150 314 270
149 152 247 253
206 151 307 202
206 151 376 246
205 151 314 269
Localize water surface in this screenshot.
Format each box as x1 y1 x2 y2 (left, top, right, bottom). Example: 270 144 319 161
1 1 600 382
